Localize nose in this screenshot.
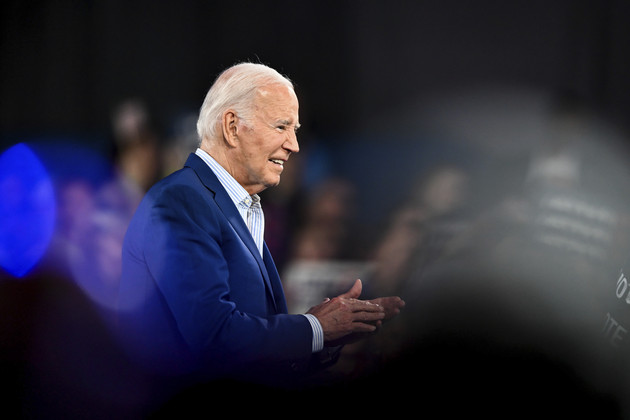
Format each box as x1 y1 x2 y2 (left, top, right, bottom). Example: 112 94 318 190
284 130 300 154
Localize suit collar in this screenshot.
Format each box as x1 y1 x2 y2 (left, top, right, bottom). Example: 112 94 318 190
184 153 280 312
184 152 221 195
184 153 258 255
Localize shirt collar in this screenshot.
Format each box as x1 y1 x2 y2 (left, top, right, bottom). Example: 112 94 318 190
195 148 259 209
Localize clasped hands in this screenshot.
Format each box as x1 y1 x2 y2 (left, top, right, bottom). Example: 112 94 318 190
306 279 405 346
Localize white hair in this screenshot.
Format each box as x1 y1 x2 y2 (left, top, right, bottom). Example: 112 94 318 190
196 62 294 144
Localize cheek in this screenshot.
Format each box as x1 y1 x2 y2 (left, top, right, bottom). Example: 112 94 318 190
246 155 270 178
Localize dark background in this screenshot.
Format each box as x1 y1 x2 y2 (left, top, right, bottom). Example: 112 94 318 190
3 1 630 417
2 0 630 145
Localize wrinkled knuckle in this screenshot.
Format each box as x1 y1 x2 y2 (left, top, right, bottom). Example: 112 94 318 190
335 299 349 310
330 296 342 305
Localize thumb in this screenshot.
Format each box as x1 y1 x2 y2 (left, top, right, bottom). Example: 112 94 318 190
339 279 362 299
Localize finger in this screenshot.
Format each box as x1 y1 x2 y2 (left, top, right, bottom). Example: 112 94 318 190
338 279 362 300
353 311 386 322
371 296 405 306
350 322 379 334
370 297 405 316
347 299 385 313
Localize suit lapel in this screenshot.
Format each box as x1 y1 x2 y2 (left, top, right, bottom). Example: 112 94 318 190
263 244 288 313
184 153 280 312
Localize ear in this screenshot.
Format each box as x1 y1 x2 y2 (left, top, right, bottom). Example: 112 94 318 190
221 110 239 148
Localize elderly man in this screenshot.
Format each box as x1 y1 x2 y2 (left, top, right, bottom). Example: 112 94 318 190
117 62 404 392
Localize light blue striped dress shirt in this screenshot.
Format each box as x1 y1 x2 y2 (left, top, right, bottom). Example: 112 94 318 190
194 148 324 353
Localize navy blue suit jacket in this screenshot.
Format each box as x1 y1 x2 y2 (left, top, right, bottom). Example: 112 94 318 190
118 153 315 385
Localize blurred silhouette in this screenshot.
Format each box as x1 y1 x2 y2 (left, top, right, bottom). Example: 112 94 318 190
111 99 163 194
359 91 630 416
162 111 200 177
291 177 357 261
0 140 151 418
370 164 472 297
258 141 308 274
282 176 366 315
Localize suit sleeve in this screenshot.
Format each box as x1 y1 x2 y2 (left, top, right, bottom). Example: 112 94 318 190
142 184 313 373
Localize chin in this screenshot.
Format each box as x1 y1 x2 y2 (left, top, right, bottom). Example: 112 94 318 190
266 179 281 189
266 174 282 187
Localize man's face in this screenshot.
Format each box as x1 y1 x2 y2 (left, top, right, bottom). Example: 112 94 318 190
232 84 300 195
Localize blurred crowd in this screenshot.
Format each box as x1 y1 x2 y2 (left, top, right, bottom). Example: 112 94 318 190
3 86 630 417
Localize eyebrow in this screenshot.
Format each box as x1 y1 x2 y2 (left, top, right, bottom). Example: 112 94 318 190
278 119 301 130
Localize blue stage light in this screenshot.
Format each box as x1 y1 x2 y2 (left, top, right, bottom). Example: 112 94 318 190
0 143 56 277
